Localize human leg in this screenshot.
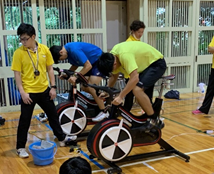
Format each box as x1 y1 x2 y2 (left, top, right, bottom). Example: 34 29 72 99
16 98 36 149
145 85 154 104
193 68 214 114
84 76 105 110
136 58 166 115
83 76 109 122
16 94 37 158
38 88 76 144
84 63 109 122
133 86 154 115
123 78 134 111
133 59 166 130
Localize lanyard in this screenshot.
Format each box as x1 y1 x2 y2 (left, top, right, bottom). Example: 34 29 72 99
27 49 39 72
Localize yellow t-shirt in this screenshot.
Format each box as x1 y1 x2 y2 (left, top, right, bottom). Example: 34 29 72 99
110 41 163 78
126 35 139 41
209 36 214 68
11 43 54 93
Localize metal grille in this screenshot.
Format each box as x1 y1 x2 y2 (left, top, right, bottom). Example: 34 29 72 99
171 66 190 89
171 31 191 57
80 33 103 49
198 30 214 55
199 1 214 27
46 34 74 48
148 0 169 27
0 0 106 111
55 76 71 94
172 1 192 27
1 0 32 67
4 35 20 67
3 0 32 30
148 32 169 57
80 0 102 29
7 77 21 106
197 64 212 85
44 0 73 29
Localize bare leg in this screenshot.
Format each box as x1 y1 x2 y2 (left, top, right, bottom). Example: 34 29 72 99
132 86 154 116
82 76 105 110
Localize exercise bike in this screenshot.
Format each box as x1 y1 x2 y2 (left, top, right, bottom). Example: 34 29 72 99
86 75 190 174
53 67 120 137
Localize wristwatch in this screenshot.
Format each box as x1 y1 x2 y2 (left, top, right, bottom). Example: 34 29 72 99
51 85 57 89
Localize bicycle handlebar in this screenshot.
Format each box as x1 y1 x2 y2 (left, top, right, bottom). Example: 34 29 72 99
53 67 120 100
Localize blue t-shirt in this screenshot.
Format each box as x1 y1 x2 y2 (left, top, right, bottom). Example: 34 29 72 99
64 42 102 66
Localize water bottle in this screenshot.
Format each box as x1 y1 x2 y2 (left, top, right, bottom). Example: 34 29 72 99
198 83 205 93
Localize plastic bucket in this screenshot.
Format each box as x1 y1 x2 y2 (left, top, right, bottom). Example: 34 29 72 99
28 141 57 166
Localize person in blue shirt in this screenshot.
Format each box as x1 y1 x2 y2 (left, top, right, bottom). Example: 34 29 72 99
50 42 109 121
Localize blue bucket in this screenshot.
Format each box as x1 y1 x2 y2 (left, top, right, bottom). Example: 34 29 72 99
28 141 57 166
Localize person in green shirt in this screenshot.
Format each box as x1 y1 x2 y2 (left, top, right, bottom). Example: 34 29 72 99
95 41 166 130
125 20 147 112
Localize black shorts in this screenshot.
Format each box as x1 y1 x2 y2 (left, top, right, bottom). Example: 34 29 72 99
137 58 167 90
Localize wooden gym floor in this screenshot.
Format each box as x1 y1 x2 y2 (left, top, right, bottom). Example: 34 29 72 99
1 92 214 174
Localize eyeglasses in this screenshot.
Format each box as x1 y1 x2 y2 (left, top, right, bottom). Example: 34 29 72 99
19 36 31 42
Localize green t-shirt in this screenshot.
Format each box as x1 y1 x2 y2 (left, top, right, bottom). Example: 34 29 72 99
110 41 163 78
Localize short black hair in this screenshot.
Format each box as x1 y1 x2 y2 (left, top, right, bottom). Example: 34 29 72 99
17 23 36 37
49 45 63 64
130 20 146 31
59 157 92 174
97 52 114 77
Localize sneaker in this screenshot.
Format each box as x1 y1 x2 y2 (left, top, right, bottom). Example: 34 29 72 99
59 135 77 147
92 111 109 122
16 148 29 158
192 109 204 115
38 113 48 122
157 119 165 129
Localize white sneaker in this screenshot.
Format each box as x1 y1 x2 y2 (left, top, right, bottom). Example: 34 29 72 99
59 135 77 147
38 113 48 122
92 111 109 122
17 148 29 158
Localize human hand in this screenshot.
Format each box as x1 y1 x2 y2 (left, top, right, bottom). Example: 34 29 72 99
112 96 123 105
68 76 77 84
99 92 109 99
59 74 68 80
21 92 33 104
49 88 56 100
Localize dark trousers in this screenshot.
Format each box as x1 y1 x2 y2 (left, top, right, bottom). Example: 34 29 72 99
16 87 65 149
199 68 214 114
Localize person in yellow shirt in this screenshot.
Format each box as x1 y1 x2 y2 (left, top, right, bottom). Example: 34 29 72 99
11 23 76 158
126 20 145 41
192 36 214 114
95 41 166 130
125 20 146 111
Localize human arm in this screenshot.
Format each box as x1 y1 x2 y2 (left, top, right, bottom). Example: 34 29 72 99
14 71 32 104
69 65 78 72
79 60 92 75
47 65 56 100
112 69 139 105
208 46 214 54
108 73 119 87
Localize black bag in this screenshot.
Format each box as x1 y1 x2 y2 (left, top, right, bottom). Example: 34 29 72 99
164 90 180 99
